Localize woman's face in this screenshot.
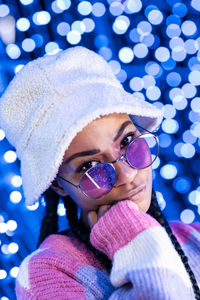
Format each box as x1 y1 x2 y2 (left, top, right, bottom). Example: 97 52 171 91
54 113 152 229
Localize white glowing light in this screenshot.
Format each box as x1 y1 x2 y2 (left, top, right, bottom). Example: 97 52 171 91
4 150 17 163
182 20 197 36
10 266 19 278
118 47 134 63
189 190 200 205
0 270 7 280
11 175 22 187
133 43 148 58
162 119 179 134
67 30 81 45
7 220 17 231
126 0 142 13
188 70 200 86
148 9 163 25
26 201 39 210
92 2 106 17
8 242 19 254
146 86 161 101
0 129 5 141
160 164 177 180
22 38 36 52
0 223 7 234
180 209 195 224
180 143 195 158
82 18 95 33
77 1 92 16
6 44 21 59
155 47 170 62
33 11 51 25
129 77 144 91
16 18 30 31
113 15 130 35
143 75 156 88
10 191 22 204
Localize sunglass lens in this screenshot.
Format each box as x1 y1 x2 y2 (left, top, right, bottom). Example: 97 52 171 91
126 134 158 169
80 163 116 199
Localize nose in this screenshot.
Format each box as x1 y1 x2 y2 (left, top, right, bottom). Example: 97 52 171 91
113 158 138 187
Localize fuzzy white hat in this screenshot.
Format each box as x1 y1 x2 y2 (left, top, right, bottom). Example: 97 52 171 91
0 46 163 206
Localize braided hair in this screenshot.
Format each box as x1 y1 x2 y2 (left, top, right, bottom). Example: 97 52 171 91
37 188 200 299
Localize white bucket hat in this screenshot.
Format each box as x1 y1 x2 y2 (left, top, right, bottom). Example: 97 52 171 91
0 46 163 206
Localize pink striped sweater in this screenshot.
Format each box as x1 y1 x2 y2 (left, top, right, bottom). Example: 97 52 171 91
16 200 200 299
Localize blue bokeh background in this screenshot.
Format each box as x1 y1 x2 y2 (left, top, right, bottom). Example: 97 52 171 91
0 0 200 298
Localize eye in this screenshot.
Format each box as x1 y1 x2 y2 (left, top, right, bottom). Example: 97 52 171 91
120 133 135 149
76 160 99 173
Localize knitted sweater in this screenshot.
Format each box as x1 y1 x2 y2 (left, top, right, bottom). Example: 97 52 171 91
15 200 200 299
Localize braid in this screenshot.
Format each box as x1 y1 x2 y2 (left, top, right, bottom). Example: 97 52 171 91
36 188 60 248
147 190 200 300
62 195 112 272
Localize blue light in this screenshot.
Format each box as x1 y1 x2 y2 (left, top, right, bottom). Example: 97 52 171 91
57 22 70 36
166 14 181 26
141 34 155 47
129 77 144 91
129 28 140 43
172 48 186 62
184 39 198 55
166 72 181 87
146 86 161 101
31 34 44 47
160 164 177 180
113 15 130 35
173 177 191 194
169 36 184 49
188 70 200 86
6 44 21 59
162 119 179 134
155 47 170 62
148 9 163 25
133 43 148 58
82 18 95 33
99 47 112 61
155 191 166 210
94 35 109 48
144 5 158 17
137 21 152 36
115 69 127 83
143 75 155 88
77 1 92 16
190 123 200 137
0 5 10 17
183 130 197 144
45 42 60 55
191 0 200 11
190 97 200 112
92 2 106 17
181 20 197 37
161 57 176 70
163 104 176 118
22 38 36 52
172 3 188 18
145 61 162 77
189 190 200 205
180 143 195 159
159 133 172 148
16 18 30 32
118 47 134 63
180 209 195 224
109 2 124 16
166 24 181 38
108 60 121 74
182 83 196 98
188 57 200 71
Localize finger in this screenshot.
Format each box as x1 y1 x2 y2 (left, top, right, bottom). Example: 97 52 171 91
87 210 98 229
97 204 111 219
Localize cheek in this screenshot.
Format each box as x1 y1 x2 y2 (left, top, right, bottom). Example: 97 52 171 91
65 185 98 211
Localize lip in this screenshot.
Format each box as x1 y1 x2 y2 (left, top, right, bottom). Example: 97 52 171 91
124 184 146 199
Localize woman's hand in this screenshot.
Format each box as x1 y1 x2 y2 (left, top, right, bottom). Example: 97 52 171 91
87 201 139 229
87 204 112 229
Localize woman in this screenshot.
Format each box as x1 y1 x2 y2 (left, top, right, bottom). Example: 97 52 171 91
0 46 200 299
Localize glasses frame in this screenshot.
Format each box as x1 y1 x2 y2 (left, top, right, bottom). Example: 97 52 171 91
57 123 159 198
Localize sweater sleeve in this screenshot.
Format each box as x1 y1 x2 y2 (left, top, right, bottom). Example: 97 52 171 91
90 200 195 299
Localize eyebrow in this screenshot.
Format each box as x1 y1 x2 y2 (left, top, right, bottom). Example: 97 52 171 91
64 120 133 164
